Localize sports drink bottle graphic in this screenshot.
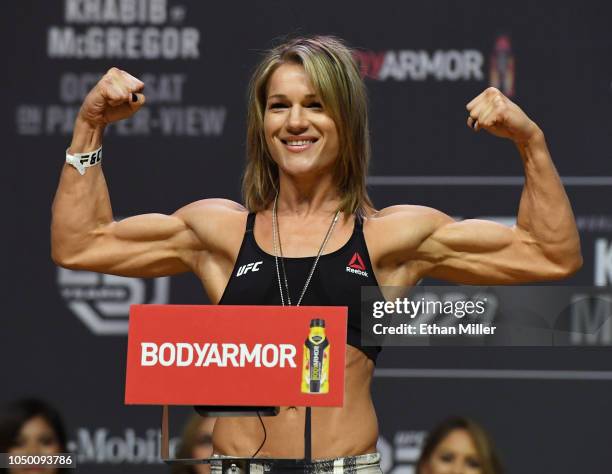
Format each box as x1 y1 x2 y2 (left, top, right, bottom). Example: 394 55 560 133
490 34 515 97
301 319 330 394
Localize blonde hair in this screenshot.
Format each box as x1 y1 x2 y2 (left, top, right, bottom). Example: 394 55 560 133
417 417 504 474
242 35 374 217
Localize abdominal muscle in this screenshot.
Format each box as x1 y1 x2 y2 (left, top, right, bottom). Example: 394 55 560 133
212 345 378 460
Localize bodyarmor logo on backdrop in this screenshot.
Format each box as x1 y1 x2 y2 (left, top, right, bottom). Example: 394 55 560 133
16 0 228 138
57 268 169 335
353 36 516 88
354 49 484 82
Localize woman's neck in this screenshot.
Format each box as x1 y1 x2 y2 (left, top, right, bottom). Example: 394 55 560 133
275 172 340 218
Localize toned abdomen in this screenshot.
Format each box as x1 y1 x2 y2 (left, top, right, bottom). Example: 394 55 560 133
212 346 378 459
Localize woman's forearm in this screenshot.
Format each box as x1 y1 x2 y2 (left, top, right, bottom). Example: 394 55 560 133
51 118 113 264
515 128 582 271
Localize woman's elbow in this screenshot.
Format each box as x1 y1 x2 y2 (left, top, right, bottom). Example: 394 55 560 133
562 251 583 277
51 244 81 269
546 251 583 280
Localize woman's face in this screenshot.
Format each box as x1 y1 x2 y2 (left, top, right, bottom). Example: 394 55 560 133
421 429 483 474
192 417 215 474
8 416 62 474
263 63 340 181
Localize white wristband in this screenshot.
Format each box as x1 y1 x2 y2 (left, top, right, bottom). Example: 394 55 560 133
65 146 103 175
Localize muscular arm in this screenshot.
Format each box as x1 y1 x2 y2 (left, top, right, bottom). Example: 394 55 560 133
50 68 240 278
51 118 203 277
379 88 582 284
419 132 582 283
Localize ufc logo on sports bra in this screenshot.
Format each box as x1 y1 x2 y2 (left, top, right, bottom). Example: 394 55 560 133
236 261 263 276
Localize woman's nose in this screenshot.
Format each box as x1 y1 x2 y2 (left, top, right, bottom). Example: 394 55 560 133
286 105 308 132
450 463 467 474
23 441 43 455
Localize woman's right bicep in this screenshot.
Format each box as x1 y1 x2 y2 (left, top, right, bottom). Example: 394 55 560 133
56 212 202 277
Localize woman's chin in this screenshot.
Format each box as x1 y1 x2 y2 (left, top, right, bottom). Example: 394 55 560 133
281 167 328 182
277 159 333 181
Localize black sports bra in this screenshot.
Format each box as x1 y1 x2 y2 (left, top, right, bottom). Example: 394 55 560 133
219 212 382 363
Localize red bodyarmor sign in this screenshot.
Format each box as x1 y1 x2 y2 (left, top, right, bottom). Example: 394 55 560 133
125 305 347 407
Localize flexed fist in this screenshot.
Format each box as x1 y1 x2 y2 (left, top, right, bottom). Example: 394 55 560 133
78 68 145 127
466 87 540 144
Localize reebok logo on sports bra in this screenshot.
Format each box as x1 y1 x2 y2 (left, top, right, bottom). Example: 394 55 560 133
346 252 368 277
236 261 263 276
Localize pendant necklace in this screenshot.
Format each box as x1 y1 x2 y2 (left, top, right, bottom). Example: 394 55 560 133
272 194 340 306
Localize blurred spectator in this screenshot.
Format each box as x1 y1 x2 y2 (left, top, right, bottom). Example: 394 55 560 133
417 416 503 474
0 398 67 474
171 414 216 474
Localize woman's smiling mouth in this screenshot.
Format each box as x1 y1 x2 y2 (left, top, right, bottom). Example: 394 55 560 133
280 137 319 153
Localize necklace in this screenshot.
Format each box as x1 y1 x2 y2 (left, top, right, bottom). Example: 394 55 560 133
272 194 340 306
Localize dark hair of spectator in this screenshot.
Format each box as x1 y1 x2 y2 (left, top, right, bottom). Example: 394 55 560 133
0 398 67 453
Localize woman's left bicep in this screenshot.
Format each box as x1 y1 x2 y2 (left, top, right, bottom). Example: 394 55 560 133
417 219 569 283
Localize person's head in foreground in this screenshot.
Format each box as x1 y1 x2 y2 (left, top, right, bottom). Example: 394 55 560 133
417 416 503 474
243 35 373 217
171 414 216 474
0 399 67 474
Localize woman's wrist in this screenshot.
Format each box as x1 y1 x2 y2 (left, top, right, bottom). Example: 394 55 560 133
68 117 106 154
513 122 545 148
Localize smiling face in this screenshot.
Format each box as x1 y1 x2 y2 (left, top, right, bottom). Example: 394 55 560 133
421 429 483 474
263 62 340 181
8 416 62 474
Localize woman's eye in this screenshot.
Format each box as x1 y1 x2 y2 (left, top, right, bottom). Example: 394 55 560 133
308 102 323 108
269 103 287 109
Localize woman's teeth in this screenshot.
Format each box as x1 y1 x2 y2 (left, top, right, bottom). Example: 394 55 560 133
286 140 315 146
